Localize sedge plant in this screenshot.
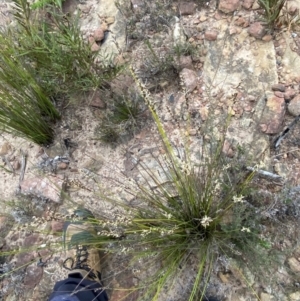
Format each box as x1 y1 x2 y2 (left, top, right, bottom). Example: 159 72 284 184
64 64 282 301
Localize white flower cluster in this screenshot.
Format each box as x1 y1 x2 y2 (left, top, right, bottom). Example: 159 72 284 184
162 212 173 220
200 215 213 228
241 227 250 233
233 195 245 203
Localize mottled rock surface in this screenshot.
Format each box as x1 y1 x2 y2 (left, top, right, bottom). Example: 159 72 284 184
20 175 64 203
260 93 286 134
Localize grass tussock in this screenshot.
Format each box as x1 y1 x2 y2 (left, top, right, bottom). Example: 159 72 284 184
0 0 122 144
258 0 286 28
30 0 63 9
64 65 290 301
115 0 176 39
12 0 121 98
0 33 60 144
94 91 145 143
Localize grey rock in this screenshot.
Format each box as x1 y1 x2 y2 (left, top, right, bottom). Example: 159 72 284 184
274 91 284 98
15 252 35 268
0 142 12 156
260 292 274 301
204 29 219 41
173 55 193 70
89 90 106 109
259 92 285 134
242 0 255 9
284 88 296 101
289 6 298 16
91 43 100 52
218 0 240 13
131 0 145 11
248 95 256 102
105 16 115 25
276 47 284 57
57 162 68 170
88 36 95 45
248 22 266 39
13 160 20 170
288 94 300 116
23 234 43 248
288 257 300 273
78 3 91 14
93 28 104 42
272 83 286 92
179 2 197 15
234 17 249 27
180 68 198 92
222 140 234 158
23 264 43 289
62 0 78 14
262 34 272 42
51 220 64 232
289 291 300 301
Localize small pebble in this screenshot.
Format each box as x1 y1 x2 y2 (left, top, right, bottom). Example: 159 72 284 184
88 36 95 45
58 162 68 170
272 84 286 92
274 91 284 98
262 35 272 42
100 22 108 31
105 16 115 24
91 43 100 52
93 28 104 42
13 161 21 170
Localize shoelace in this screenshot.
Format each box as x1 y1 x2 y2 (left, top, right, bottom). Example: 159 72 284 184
63 245 100 280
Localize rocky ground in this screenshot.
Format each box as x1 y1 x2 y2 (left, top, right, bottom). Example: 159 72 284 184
1 0 300 300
